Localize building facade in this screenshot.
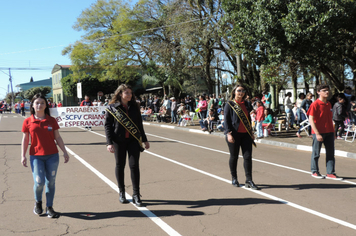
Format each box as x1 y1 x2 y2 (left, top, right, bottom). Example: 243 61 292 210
51 64 78 106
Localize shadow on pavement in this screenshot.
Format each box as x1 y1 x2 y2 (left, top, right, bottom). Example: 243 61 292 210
258 183 356 190
61 209 204 220
65 142 107 146
144 198 282 209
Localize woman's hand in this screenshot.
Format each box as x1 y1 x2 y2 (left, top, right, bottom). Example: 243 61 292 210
144 142 150 150
21 156 27 167
63 153 70 163
227 132 235 143
107 144 115 153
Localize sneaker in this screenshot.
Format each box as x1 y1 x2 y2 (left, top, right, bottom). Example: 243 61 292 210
296 132 301 138
46 207 60 218
33 201 43 215
325 174 343 180
337 136 343 140
311 172 324 179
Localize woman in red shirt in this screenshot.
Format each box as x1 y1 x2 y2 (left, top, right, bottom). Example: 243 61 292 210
224 84 259 190
21 94 69 218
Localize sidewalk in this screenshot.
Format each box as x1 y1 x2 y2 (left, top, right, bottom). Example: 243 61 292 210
143 120 356 160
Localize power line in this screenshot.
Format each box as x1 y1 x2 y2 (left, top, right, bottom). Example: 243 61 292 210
0 15 219 55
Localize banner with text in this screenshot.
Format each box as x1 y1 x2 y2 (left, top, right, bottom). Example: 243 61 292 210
49 106 106 128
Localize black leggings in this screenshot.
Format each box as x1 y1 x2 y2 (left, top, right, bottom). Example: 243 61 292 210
226 132 253 181
334 120 344 137
113 139 141 195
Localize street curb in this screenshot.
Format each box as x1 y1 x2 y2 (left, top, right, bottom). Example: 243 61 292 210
143 122 356 160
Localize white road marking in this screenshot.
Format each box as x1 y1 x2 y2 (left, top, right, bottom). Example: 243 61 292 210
144 150 356 231
65 146 181 236
146 133 356 185
79 128 356 230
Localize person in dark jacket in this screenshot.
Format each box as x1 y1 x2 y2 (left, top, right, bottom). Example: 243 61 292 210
104 84 150 207
224 84 259 190
332 93 347 139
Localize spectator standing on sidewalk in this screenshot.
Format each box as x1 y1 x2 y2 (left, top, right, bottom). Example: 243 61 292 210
104 84 150 207
284 92 295 129
224 84 259 190
255 101 265 138
262 90 272 108
170 97 178 124
21 94 69 218
296 92 313 137
80 95 93 130
332 94 347 140
307 84 342 180
197 95 208 120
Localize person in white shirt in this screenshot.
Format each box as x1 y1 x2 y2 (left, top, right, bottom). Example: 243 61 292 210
284 92 295 129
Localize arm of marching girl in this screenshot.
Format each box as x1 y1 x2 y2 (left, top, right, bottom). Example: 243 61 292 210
21 132 29 167
54 130 69 163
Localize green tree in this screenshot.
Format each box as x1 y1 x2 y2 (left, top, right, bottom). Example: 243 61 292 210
222 0 356 92
24 86 52 100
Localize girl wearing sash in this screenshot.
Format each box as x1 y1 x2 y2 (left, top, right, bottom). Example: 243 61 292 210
105 84 150 207
224 84 259 190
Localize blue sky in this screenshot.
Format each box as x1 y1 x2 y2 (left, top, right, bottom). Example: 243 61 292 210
0 0 129 99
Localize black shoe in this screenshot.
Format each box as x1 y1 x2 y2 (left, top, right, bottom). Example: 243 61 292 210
33 201 43 215
245 180 259 190
119 192 129 204
46 207 60 218
132 194 143 207
232 178 239 187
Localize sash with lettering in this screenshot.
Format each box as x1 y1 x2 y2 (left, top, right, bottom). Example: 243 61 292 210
106 105 145 152
228 101 257 147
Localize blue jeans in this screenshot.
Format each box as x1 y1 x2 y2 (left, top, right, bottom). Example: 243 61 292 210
256 121 263 137
311 133 335 175
30 153 59 207
285 108 295 127
171 110 177 123
199 110 207 120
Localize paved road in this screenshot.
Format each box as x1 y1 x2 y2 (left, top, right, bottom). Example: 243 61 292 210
1 113 356 236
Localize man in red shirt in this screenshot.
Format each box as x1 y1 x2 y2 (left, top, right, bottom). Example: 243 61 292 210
20 100 25 116
307 84 342 180
57 102 62 107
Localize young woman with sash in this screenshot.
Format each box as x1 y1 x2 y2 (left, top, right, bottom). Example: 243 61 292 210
104 84 150 207
224 84 259 190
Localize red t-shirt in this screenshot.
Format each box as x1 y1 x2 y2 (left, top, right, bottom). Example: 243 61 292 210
256 106 265 122
307 99 334 134
20 103 25 108
236 100 248 133
22 115 60 156
57 103 62 107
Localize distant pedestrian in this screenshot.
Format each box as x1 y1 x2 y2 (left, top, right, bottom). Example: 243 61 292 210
255 101 265 138
284 92 295 129
57 101 62 107
307 84 342 180
332 94 347 140
21 100 25 116
21 94 69 218
80 95 93 130
224 84 259 190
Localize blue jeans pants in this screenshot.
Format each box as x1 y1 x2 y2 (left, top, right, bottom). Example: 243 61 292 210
311 133 335 175
256 121 263 137
285 108 295 127
171 110 177 123
30 153 59 207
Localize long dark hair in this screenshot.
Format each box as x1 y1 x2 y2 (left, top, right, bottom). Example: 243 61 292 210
110 84 138 108
30 94 50 116
230 84 248 100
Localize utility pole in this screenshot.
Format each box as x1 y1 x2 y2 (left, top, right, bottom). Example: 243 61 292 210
9 68 14 106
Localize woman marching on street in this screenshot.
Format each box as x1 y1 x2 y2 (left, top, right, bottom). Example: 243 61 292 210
105 84 150 207
224 84 259 190
21 94 70 218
